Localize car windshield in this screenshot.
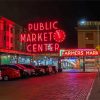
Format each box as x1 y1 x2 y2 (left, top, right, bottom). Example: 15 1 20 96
15 64 26 69
0 65 19 70
22 64 34 68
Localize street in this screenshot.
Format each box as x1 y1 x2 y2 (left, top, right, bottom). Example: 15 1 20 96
0 72 96 100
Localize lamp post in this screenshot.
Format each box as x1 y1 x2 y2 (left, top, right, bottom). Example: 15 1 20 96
79 19 87 72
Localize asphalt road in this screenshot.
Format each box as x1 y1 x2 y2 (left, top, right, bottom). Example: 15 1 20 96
0 72 96 100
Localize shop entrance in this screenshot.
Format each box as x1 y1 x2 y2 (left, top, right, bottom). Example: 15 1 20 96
61 56 98 72
61 57 81 69
60 49 99 72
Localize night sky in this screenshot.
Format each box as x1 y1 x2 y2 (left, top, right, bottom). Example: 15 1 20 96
0 0 100 48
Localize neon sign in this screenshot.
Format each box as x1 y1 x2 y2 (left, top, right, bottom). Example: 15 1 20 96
60 49 99 57
6 24 14 49
0 19 4 48
28 21 58 31
20 32 53 42
0 17 14 49
20 20 66 53
26 43 59 53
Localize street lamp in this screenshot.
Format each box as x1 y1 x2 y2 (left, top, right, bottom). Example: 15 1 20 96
78 19 87 72
79 19 86 25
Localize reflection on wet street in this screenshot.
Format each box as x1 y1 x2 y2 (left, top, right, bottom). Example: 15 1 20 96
0 72 96 100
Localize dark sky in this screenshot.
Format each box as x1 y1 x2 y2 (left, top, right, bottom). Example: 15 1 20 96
0 0 100 48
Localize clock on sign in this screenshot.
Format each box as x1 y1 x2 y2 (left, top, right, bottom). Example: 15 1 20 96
53 30 66 42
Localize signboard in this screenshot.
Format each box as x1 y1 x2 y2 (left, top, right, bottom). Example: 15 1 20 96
60 49 99 57
20 20 66 53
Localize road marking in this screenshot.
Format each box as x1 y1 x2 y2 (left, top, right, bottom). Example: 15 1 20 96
86 74 96 100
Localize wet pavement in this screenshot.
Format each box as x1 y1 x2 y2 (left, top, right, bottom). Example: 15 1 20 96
0 72 96 100
88 72 100 100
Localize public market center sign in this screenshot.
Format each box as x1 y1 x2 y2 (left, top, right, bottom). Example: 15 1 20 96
20 20 66 53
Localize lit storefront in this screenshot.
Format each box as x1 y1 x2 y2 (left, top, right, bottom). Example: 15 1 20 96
60 49 100 72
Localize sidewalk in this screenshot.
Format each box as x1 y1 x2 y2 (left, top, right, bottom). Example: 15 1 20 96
88 72 100 100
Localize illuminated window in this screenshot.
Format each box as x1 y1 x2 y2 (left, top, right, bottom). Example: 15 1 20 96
86 44 94 48
6 36 9 41
85 32 94 40
4 36 6 40
11 37 13 43
4 24 6 31
6 36 13 43
0 20 4 30
6 25 9 31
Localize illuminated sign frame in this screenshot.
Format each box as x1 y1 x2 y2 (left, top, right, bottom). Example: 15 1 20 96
60 49 99 57
20 20 66 53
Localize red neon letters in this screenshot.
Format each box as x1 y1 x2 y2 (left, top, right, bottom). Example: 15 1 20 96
61 49 99 56
28 21 58 31
20 32 53 42
27 43 59 53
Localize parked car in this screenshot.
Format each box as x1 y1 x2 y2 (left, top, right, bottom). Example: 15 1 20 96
58 67 62 72
38 65 50 75
0 64 30 78
48 66 57 73
22 64 45 76
15 64 32 77
21 64 36 76
0 67 20 81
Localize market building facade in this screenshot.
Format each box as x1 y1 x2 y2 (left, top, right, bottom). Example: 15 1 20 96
0 17 66 68
0 17 100 72
0 16 34 64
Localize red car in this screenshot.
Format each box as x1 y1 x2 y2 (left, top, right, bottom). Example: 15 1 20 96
0 67 20 81
48 66 57 73
21 64 45 76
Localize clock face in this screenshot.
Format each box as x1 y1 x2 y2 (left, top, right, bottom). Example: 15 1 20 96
53 30 66 42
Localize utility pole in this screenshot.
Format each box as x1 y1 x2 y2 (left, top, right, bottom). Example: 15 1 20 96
83 56 85 72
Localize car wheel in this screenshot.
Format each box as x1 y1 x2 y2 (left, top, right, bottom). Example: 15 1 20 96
3 75 9 81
